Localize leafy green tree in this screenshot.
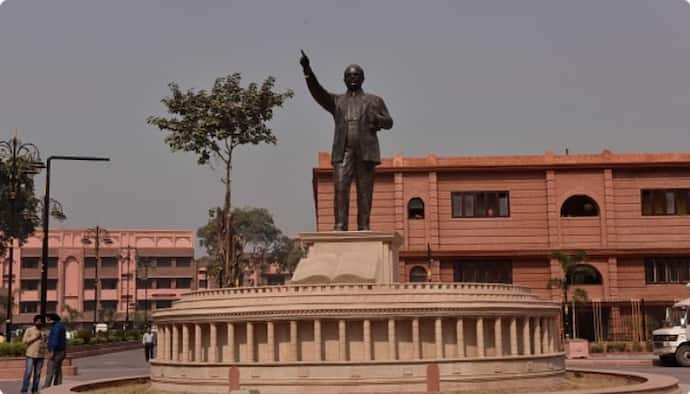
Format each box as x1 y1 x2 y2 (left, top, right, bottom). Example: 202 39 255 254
148 73 293 287
547 250 593 338
61 304 80 330
198 206 302 285
0 153 66 256
0 156 41 256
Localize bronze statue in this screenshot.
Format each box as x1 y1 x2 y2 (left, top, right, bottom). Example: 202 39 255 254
300 50 393 231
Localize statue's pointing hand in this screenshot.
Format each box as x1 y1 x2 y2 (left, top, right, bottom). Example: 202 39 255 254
300 49 310 71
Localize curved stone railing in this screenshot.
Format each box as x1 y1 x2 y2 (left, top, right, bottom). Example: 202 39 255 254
184 282 533 300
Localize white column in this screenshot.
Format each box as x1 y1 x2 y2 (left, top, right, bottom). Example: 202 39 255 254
550 318 557 353
182 324 190 362
435 318 443 359
226 322 235 362
388 319 397 360
246 322 254 362
476 318 485 357
290 320 298 361
456 318 465 357
494 317 503 357
158 325 166 360
522 317 531 356
267 321 275 362
172 325 179 361
363 319 372 361
412 318 421 359
338 320 347 361
533 317 541 355
510 318 518 356
209 323 217 362
542 317 549 354
314 320 322 361
194 323 202 362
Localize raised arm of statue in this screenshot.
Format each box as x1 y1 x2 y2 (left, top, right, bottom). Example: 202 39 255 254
300 50 335 114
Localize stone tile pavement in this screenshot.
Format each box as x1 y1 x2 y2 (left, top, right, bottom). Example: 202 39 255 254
0 348 148 394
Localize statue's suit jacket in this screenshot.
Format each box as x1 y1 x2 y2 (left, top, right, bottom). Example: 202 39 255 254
305 73 393 165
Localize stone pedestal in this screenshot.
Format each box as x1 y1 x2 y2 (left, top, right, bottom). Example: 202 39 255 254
565 338 590 359
290 231 403 284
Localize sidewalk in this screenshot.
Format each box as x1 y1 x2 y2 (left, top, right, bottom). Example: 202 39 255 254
0 348 149 394
566 352 658 367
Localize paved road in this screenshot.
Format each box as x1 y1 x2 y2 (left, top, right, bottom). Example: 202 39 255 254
0 349 148 394
2 351 689 394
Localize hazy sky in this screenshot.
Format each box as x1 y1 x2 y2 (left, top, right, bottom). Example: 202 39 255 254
1 1 689 245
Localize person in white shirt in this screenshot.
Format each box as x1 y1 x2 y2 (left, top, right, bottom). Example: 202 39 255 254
142 327 155 362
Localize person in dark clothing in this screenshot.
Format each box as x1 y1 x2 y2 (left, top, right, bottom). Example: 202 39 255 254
43 313 66 388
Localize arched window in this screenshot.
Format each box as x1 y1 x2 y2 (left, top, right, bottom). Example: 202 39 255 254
408 198 425 219
560 195 600 217
570 264 603 285
409 266 428 282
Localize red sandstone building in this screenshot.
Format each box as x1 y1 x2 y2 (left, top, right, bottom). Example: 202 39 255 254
313 150 690 341
0 229 206 326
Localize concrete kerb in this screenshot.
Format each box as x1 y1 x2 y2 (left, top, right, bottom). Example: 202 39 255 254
41 375 149 393
37 369 679 394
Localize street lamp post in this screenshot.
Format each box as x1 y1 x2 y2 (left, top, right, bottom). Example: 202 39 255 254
0 135 43 341
81 226 112 331
40 156 109 319
123 245 137 329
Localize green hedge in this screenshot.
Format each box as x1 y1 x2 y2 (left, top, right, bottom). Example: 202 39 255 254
0 341 26 357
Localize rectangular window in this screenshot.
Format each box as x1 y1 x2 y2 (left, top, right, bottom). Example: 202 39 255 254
47 257 58 268
645 257 690 284
83 279 96 290
101 301 118 310
21 280 40 290
175 258 192 267
156 300 173 309
46 302 57 313
175 278 192 289
85 257 97 268
156 258 172 267
20 302 38 313
83 301 96 311
199 280 208 289
21 257 39 269
47 279 58 290
101 257 118 267
641 189 690 216
101 279 118 289
156 278 172 289
453 260 512 284
451 191 510 218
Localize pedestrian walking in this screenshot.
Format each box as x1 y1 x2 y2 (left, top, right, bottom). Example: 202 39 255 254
43 313 67 388
20 315 47 394
143 327 155 362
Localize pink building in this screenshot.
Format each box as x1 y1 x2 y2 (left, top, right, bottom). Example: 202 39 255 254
0 229 204 325
313 150 690 341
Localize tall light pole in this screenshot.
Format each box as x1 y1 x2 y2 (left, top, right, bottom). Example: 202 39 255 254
81 226 112 331
123 245 137 329
40 156 109 319
0 134 43 341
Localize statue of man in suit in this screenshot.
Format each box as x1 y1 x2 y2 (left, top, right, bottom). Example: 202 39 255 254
300 50 393 231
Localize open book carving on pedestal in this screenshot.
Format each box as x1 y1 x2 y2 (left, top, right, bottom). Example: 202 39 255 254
290 231 403 284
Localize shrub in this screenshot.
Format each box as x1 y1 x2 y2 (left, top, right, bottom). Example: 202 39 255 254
68 337 85 346
632 341 643 352
75 329 93 344
589 343 605 353
0 341 26 357
606 342 627 352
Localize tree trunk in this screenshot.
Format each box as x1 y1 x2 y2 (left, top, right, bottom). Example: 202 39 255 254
224 153 233 287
